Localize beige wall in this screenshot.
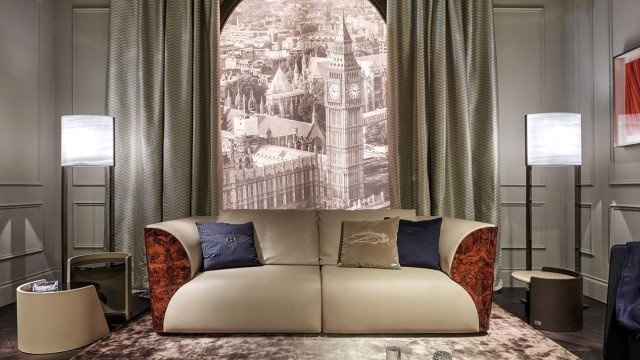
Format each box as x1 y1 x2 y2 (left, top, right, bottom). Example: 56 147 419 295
0 0 109 307
0 0 58 306
565 0 640 302
493 0 574 289
497 0 640 302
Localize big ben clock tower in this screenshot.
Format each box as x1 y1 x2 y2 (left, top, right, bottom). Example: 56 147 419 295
324 16 364 209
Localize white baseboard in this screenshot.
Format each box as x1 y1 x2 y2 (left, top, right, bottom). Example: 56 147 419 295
583 273 608 303
0 267 61 307
500 269 527 288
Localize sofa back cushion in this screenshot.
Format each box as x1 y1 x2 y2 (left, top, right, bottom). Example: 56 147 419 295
217 210 319 265
338 217 401 269
415 215 495 275
318 209 416 265
196 221 262 271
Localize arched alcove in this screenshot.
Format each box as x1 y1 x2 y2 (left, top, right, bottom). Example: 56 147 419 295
220 0 389 210
220 0 386 29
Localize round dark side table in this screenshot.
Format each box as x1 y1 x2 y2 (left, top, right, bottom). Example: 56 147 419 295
511 267 583 332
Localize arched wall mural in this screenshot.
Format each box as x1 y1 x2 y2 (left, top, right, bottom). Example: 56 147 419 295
220 0 387 28
220 0 389 210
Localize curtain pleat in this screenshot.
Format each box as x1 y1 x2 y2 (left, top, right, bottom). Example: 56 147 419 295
105 0 220 289
387 0 502 289
387 0 430 215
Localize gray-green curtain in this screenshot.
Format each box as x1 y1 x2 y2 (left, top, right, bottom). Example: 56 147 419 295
104 0 222 289
387 0 502 289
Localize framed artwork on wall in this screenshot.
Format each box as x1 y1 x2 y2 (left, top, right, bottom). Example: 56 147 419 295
614 45 640 147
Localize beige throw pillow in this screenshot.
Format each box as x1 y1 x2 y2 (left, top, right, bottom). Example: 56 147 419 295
338 217 401 269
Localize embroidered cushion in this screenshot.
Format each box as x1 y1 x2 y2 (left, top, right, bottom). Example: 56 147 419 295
338 217 401 269
196 222 262 271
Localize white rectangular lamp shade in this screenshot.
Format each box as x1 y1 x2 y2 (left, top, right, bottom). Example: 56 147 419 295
526 113 582 166
61 115 114 166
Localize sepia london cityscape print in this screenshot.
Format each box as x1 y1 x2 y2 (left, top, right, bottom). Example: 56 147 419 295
220 0 388 210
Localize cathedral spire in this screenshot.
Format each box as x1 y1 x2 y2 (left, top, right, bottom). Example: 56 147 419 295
311 103 317 124
235 82 242 109
336 14 352 43
248 88 256 113
325 0 332 23
224 88 232 108
294 61 300 87
302 53 308 81
242 93 247 115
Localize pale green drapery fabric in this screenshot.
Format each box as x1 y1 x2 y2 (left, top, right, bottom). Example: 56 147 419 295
387 0 502 289
104 0 221 289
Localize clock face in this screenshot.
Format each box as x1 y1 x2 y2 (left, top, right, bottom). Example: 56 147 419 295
328 83 341 100
348 83 360 100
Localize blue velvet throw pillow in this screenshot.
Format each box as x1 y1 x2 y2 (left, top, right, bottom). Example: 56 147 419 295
395 218 442 270
196 222 262 271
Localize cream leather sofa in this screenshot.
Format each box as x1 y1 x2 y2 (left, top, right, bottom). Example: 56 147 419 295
145 209 497 334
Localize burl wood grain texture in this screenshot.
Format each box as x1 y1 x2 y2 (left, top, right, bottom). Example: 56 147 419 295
450 226 498 332
145 228 192 332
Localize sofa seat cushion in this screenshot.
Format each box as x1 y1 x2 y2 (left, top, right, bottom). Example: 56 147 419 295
321 266 480 333
163 265 321 333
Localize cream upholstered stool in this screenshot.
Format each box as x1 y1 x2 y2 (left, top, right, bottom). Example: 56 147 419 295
512 267 583 331
17 280 109 354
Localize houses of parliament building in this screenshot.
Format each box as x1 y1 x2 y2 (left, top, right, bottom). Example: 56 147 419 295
222 18 386 210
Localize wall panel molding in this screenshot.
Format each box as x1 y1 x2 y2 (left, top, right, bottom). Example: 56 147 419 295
0 268 59 307
609 204 640 251
608 0 640 186
71 7 109 115
573 0 596 186
72 167 105 186
0 202 43 261
0 0 43 187
495 6 547 188
72 201 105 249
0 266 55 289
500 201 547 250
577 202 595 256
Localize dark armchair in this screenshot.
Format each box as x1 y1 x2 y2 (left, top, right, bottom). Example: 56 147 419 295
604 244 640 360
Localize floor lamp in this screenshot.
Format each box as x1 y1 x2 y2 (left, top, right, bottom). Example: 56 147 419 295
524 113 582 272
60 115 115 282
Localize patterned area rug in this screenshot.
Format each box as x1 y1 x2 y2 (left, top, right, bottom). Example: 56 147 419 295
72 304 577 359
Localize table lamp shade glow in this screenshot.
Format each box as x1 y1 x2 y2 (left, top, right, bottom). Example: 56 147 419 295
61 115 114 166
526 113 582 166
